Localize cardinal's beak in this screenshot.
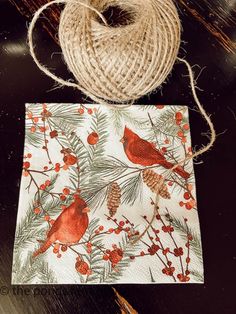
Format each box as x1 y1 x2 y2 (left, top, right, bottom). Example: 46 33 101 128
82 207 90 213
120 137 125 144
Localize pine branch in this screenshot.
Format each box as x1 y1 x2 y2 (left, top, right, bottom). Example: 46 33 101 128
138 105 157 111
14 174 70 253
149 267 156 283
189 269 204 282
81 179 110 210
79 218 106 283
88 108 109 165
103 234 140 283
27 103 85 127
146 106 188 142
109 108 149 136
170 216 203 264
25 125 44 148
89 156 130 180
121 172 143 206
48 118 91 189
12 250 57 284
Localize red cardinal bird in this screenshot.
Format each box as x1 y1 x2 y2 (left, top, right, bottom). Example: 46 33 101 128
120 126 190 179
33 196 90 257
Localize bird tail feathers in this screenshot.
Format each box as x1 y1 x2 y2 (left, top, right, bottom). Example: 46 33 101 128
174 166 190 180
160 160 190 180
33 239 52 258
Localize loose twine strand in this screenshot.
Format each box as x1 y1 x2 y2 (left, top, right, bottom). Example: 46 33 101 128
27 0 216 244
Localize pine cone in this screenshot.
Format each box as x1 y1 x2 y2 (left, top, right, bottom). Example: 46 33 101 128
142 169 170 199
107 182 121 217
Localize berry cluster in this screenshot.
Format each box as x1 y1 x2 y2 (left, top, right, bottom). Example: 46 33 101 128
175 111 190 144
78 105 97 115
127 204 193 283
103 244 124 268
75 256 92 275
179 189 196 210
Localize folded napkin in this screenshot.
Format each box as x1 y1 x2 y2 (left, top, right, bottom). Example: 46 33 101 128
12 103 203 284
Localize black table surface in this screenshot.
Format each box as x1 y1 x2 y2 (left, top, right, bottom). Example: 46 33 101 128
0 0 236 313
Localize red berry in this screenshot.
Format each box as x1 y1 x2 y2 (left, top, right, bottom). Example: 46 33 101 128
50 130 58 138
40 184 46 190
184 192 191 200
60 195 66 201
63 154 77 166
44 215 50 221
119 221 125 227
185 202 193 210
183 124 190 130
34 207 41 214
45 180 51 186
30 126 36 133
87 247 92 254
24 161 30 169
109 249 123 267
175 112 183 121
188 234 193 241
186 257 191 264
78 108 84 114
162 248 170 255
103 254 109 261
63 188 70 195
181 137 187 144
39 127 46 132
87 108 93 115
99 225 104 231
177 131 184 138
27 112 33 119
155 104 165 109
87 132 99 145
174 247 184 257
179 201 185 207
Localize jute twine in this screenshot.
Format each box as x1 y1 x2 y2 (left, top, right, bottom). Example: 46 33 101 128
28 0 216 244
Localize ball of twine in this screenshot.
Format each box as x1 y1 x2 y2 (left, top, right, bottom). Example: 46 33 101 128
59 0 181 104
28 0 181 104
